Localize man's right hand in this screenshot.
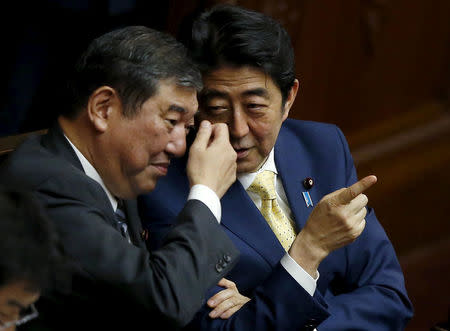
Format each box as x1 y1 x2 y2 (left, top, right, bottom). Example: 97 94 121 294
288 175 378 278
187 120 237 198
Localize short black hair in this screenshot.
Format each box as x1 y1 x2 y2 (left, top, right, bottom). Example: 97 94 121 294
0 187 64 292
188 4 295 104
65 25 202 118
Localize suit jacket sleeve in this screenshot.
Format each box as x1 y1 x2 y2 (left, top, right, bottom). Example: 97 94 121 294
184 262 329 331
139 178 330 330
1 146 239 328
316 126 413 330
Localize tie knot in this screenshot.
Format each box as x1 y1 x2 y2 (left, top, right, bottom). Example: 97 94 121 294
247 170 277 200
115 199 126 220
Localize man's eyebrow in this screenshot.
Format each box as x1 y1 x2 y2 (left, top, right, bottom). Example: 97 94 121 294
241 88 270 99
168 104 187 113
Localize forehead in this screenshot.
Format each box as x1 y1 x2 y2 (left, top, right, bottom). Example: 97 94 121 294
202 66 280 98
143 79 198 118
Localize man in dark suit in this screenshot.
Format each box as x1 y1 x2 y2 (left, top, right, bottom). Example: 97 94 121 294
138 5 414 330
0 26 240 330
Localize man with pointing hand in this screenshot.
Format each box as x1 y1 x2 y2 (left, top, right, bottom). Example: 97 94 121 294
139 5 413 330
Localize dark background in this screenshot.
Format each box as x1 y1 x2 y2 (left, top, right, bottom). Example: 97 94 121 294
1 1 449 330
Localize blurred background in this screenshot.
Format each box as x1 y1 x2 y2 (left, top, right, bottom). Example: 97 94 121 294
1 1 449 330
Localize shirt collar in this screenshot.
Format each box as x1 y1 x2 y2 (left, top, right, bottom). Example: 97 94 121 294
64 135 118 211
238 148 278 190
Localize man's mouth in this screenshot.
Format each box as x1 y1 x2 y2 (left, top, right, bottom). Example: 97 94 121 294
152 162 170 175
234 148 250 159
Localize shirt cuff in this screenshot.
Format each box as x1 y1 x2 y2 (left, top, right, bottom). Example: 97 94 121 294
280 253 318 296
188 184 221 223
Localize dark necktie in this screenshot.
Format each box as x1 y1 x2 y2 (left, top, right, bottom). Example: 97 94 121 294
114 199 132 244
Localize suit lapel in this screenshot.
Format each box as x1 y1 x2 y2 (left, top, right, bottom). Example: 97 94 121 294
221 181 285 267
275 127 315 231
220 124 318 267
43 124 131 236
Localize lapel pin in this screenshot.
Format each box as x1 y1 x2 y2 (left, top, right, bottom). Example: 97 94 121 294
303 177 314 189
302 177 314 207
302 191 314 207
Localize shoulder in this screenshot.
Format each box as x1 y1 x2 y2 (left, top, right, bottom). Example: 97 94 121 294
282 118 343 140
0 135 106 208
279 118 348 150
276 119 355 188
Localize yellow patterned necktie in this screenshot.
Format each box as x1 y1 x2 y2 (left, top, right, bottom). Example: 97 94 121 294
247 170 297 251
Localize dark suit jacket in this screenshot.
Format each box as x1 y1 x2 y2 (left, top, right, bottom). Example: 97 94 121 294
139 119 414 330
0 124 239 330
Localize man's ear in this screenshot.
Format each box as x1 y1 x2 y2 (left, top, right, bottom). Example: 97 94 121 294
87 86 120 132
282 79 299 121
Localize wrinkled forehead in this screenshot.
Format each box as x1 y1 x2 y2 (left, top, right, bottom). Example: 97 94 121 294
156 79 199 113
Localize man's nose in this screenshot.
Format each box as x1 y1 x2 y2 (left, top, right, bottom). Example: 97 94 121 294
229 108 249 138
165 126 187 158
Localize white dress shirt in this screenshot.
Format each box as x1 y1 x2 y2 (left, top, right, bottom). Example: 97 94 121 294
238 148 318 296
65 136 222 223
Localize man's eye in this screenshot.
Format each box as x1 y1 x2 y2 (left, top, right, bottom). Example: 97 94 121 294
247 103 264 110
206 106 228 115
165 119 177 127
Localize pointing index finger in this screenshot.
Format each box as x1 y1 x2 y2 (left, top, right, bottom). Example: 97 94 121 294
337 175 377 204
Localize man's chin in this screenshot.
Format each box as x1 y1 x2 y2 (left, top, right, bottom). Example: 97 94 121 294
132 180 158 197
236 159 260 174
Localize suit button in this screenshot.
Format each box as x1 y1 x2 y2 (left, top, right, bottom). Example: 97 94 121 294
223 254 231 262
215 263 223 273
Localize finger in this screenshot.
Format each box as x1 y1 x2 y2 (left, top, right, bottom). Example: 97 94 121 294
336 175 377 204
219 296 250 319
350 206 367 226
207 289 233 308
191 120 212 150
209 298 235 318
209 123 230 145
220 306 241 319
217 278 236 289
353 218 367 238
347 193 368 213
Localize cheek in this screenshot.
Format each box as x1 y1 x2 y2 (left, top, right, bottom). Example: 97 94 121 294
250 120 280 151
249 120 274 142
136 123 169 156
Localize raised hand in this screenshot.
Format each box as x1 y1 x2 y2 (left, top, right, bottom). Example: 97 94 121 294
289 175 378 277
207 278 251 319
187 121 237 198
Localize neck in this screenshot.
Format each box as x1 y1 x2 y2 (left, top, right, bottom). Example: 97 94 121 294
58 114 96 166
